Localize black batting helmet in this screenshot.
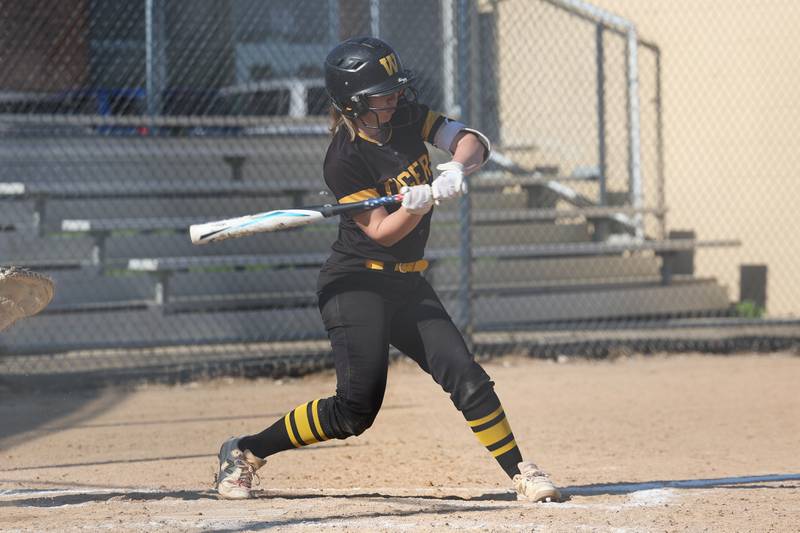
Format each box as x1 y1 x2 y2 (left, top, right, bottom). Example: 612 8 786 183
324 37 416 120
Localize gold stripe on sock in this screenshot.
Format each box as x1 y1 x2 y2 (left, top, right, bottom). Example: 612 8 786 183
311 399 328 441
467 406 504 427
491 439 518 458
471 410 506 434
306 402 323 442
487 432 515 453
473 417 513 448
289 410 308 446
293 403 319 445
284 414 301 448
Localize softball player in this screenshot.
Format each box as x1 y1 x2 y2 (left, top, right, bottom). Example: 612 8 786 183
215 37 561 503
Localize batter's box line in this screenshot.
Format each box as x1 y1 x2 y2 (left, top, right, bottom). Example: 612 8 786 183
564 473 800 497
2 474 798 504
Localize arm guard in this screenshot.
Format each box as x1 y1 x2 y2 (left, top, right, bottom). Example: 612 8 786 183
433 120 492 164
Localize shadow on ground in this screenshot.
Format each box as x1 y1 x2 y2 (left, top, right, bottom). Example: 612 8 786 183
0 485 518 508
0 385 129 451
0 442 358 472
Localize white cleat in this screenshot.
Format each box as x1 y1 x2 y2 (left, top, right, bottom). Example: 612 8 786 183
214 436 266 499
513 461 562 503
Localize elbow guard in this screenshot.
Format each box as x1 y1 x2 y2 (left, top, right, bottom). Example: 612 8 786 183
432 120 492 164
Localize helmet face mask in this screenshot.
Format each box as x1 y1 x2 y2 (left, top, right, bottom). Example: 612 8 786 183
359 87 419 129
325 37 421 134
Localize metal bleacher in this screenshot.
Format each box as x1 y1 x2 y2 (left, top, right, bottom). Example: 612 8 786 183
0 134 741 356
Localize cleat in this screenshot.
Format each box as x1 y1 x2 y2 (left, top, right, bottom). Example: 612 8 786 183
214 436 266 499
513 461 562 503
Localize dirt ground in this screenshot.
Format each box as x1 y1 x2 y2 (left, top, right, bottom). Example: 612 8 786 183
1 352 799 532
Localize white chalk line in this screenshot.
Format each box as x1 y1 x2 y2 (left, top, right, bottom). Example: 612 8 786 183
4 476 798 532
565 473 800 496
4 472 798 501
6 482 792 532
0 487 164 498
5 472 798 530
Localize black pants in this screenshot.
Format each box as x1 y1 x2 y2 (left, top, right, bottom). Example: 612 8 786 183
316 271 497 439
237 268 523 477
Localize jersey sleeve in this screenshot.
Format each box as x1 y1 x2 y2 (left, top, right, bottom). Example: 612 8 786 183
418 103 492 161
418 104 449 145
323 151 380 204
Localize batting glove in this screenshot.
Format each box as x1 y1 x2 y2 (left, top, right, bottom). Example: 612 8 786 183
400 184 434 215
431 161 467 201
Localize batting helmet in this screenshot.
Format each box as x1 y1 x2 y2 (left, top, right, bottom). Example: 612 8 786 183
324 37 417 122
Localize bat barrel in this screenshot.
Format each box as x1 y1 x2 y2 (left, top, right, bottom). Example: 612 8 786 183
189 193 402 245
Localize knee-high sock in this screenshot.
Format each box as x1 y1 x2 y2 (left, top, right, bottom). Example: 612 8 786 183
464 403 523 478
238 399 331 459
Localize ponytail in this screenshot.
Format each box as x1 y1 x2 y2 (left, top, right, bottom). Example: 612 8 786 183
329 105 357 142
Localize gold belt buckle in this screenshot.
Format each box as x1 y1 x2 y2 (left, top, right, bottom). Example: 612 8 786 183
395 260 428 273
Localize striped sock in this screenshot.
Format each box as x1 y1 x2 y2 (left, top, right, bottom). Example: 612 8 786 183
238 399 330 459
283 398 330 448
465 404 523 478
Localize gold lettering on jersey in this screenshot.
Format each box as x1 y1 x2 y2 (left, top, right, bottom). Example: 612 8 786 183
379 53 399 76
378 153 433 197
418 154 432 181
406 160 421 181
395 171 413 188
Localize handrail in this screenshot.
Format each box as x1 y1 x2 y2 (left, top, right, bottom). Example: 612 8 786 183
542 0 646 238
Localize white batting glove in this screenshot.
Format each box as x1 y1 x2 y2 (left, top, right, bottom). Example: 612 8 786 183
431 161 467 202
400 184 434 215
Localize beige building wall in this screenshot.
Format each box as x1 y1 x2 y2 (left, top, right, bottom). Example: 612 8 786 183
495 0 800 316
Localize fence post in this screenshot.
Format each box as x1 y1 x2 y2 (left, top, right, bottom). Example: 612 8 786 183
145 0 166 123
595 22 609 241
370 0 381 38
456 0 475 347
653 45 667 240
625 25 644 239
442 0 458 117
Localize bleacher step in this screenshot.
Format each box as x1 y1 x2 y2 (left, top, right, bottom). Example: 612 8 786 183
2 278 731 355
0 234 97 268
454 280 731 328
0 307 325 355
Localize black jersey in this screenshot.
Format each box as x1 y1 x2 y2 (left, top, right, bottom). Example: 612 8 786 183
321 103 449 272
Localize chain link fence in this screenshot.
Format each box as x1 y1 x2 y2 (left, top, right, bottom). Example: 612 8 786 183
1 0 797 383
